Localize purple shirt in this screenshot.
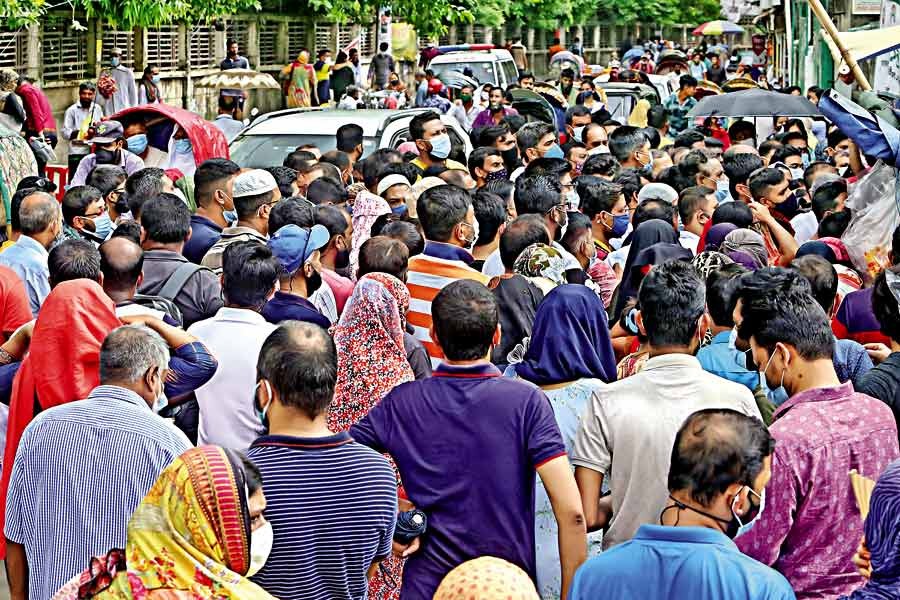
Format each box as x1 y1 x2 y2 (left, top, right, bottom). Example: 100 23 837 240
69 150 145 187
736 382 899 599
349 362 566 600
470 106 520 131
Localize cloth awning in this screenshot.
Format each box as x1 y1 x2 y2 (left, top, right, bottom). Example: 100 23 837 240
822 25 900 63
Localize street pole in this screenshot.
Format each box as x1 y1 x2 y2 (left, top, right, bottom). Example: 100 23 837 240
806 0 873 90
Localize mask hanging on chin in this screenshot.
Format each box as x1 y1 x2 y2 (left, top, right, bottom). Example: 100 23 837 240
306 265 323 296
334 247 351 269
247 520 274 577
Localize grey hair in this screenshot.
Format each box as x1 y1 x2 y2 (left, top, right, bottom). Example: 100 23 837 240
18 192 59 236
99 325 170 384
0 68 18 92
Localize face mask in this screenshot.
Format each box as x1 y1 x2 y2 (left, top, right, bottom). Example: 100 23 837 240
335 248 351 269
789 167 804 181
79 99 92 108
391 204 408 216
254 380 272 429
554 209 568 241
113 193 130 216
126 133 148 155
639 157 653 178
712 178 730 201
428 134 451 160
110 57 120 67
152 371 168 414
572 126 586 143
759 348 790 406
588 145 609 156
501 147 519 171
174 138 193 154
151 75 161 85
544 143 565 160
459 219 479 251
90 213 114 241
802 153 811 167
95 147 120 165
607 212 630 238
306 264 323 296
775 191 800 219
565 189 580 211
485 168 508 182
730 487 765 538
489 102 503 112
460 93 472 103
223 209 238 225
246 520 274 577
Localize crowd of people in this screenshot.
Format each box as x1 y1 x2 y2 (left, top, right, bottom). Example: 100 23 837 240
2 28 900 600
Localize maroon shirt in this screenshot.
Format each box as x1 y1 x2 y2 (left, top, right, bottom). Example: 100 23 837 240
17 82 56 134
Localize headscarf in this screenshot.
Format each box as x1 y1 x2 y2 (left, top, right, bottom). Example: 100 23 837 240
84 446 275 599
819 237 852 265
612 219 680 317
693 250 734 280
841 459 900 600
165 125 197 177
703 223 738 251
329 273 414 432
727 250 761 271
720 229 768 270
627 99 652 128
0 280 121 557
433 557 539 600
516 285 616 385
513 243 567 294
350 190 391 277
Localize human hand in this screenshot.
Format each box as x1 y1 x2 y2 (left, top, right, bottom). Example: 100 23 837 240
392 536 420 558
865 343 892 365
852 536 871 579
749 201 773 225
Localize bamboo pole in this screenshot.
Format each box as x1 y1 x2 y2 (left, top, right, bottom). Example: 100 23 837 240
807 0 872 90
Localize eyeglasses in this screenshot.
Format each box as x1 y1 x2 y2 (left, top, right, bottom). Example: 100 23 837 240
84 204 107 219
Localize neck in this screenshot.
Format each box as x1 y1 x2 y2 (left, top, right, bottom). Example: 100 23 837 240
143 241 184 254
679 90 691 102
320 251 337 271
591 223 609 245
662 490 727 531
224 302 260 312
443 357 491 367
891 340 900 353
279 276 308 298
267 405 333 438
473 238 499 260
104 286 135 304
103 380 152 408
788 358 841 395
648 344 695 358
196 204 227 228
419 154 441 168
30 232 53 250
686 223 704 237
710 324 730 336
236 218 266 236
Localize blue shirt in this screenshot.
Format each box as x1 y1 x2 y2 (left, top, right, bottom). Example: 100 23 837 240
569 525 795 600
697 331 757 392
350 362 566 600
4 385 191 600
261 291 331 328
184 215 223 265
833 336 873 389
247 432 396 600
0 235 49 316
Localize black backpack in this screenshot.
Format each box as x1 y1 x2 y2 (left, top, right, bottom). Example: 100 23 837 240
128 262 210 328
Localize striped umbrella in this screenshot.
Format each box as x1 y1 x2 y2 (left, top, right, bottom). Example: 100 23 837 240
194 68 281 90
693 20 744 36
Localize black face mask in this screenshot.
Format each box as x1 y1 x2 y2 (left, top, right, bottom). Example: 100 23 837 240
334 248 351 270
501 147 520 172
113 194 130 216
307 268 323 296
95 147 120 165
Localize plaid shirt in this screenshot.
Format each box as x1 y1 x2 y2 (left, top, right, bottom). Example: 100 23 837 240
663 93 698 135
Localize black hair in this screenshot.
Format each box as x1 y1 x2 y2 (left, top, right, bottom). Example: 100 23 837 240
722 152 763 199
748 167 787 202
577 176 623 220
565 104 591 125
234 187 276 220
523 157 570 179
817 210 852 239
283 150 317 171
48 239 101 288
678 149 711 183
811 183 845 221
737 267 835 360
679 74 698 89
141 194 191 243
803 162 835 191
758 140 783 160
642 127 661 150
100 237 144 292
314 204 349 239
376 161 419 186
194 158 241 208
582 153 620 178
221 241 279 309
516 122 556 155
257 321 338 419
124 167 166 218
648 104 667 130
637 260 706 348
86 165 127 197
706 263 748 327
362 148 403 189
472 189 506 247
827 127 849 149
633 198 675 229
417 184 470 243
560 211 592 256
668 409 775 506
109 220 142 245
503 114 527 136
263 166 299 199
514 175 561 216
475 123 511 148
409 111 442 141
772 144 803 165
790 254 838 314
432 280 498 361
678 186 715 227
499 214 550 270
268 197 315 235
673 129 706 149
306 178 348 205
484 178 515 207
873 265 900 342
614 168 642 205
61 185 102 225
728 120 756 142
381 219 425 256
608 126 647 163
357 236 410 281
468 146 502 179
320 150 351 175
712 201 753 228
336 123 364 153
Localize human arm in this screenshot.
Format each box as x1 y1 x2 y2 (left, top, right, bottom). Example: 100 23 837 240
0 321 33 364
571 388 613 531
848 139 865 177
749 201 798 265
348 393 391 454
62 106 78 140
864 343 891 365
538 456 587 600
5 540 27 600
852 536 871 579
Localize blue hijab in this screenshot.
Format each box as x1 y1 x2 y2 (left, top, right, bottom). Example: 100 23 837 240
515 284 617 385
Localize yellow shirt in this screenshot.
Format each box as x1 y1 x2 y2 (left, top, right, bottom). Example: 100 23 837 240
412 157 467 172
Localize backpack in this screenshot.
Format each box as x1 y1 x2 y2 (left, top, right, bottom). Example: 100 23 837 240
129 262 210 328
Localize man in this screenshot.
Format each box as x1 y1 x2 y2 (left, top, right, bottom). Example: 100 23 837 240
262 224 331 328
86 165 129 224
734 267 899 598
188 241 278 449
414 69 428 107
99 48 138 114
61 82 103 174
349 48 362 85
315 204 354 314
723 151 764 204
548 36 565 59
184 158 241 264
678 186 717 254
202 169 281 273
510 38 529 71
422 78 451 114
570 409 793 600
471 189 506 272
377 173 414 215
477 122 520 173
60 185 111 244
313 49 332 106
573 261 761 550
471 87 519 131
448 83 480 132
351 280 587 599
825 128 855 177
748 167 800 266
336 123 365 166
608 126 651 172
221 38 250 70
512 122 561 180
369 42 395 90
100 237 177 324
688 52 707 80
468 147 507 188
858 264 900 431
122 121 164 169
663 75 698 137
138 195 224 327
518 70 535 90
124 167 176 221
265 166 301 199
410 111 465 172
406 185 489 366
0 191 61 315
564 105 592 142
5 325 190 600
577 176 629 260
211 94 244 142
70 120 145 186
583 123 609 153
513 173 581 273
247 321 397 597
16 76 57 173
557 67 578 105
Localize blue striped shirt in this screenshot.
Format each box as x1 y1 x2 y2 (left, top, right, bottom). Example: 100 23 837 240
4 385 191 600
247 432 397 600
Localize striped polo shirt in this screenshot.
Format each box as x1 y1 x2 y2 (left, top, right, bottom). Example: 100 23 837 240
247 432 397 600
407 241 489 367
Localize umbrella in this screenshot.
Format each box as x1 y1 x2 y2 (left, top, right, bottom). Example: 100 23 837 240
693 20 744 36
688 88 820 118
194 68 281 91
818 89 900 169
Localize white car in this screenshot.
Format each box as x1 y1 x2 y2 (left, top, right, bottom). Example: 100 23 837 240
428 49 519 88
229 108 473 168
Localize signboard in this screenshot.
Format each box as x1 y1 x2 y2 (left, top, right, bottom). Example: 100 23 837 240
853 0 883 13
873 0 900 93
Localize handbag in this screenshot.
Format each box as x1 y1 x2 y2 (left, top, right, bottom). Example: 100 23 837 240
27 134 56 163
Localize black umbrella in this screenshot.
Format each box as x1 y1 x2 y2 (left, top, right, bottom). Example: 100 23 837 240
688 88 820 118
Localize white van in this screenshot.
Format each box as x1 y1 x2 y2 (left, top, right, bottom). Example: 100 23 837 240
428 49 519 88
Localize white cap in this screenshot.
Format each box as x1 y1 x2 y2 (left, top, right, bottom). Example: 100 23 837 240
377 174 411 197
233 169 278 198
637 183 679 205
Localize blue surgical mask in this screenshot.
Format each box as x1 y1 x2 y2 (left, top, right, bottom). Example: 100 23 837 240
151 75 161 85
608 212 630 238
91 213 114 241
733 487 765 538
565 189 580 211
126 133 148 155
223 209 238 225
110 57 120 67
428 134 451 159
759 349 790 406
391 204 408 216
544 143 565 160
174 138 193 154
715 179 731 202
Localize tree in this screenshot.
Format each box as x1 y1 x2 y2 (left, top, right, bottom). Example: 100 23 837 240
2 0 261 28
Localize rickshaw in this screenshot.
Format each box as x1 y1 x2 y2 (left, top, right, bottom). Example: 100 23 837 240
721 77 758 94
655 49 689 77
548 51 585 80
508 88 557 127
695 80 723 101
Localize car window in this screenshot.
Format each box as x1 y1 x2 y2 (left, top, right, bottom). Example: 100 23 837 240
430 61 497 86
604 94 636 122
230 133 376 167
501 61 518 87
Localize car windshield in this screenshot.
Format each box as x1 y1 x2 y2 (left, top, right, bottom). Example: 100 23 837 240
229 134 376 168
604 93 637 122
430 62 497 86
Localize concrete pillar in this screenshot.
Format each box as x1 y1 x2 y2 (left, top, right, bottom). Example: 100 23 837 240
26 24 40 81
88 20 99 78
247 19 260 68
277 21 290 64
134 27 148 72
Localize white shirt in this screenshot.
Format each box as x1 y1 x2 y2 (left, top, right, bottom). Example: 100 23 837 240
310 279 338 324
481 249 505 278
679 230 700 255
62 103 104 156
187 307 276 449
212 114 244 143
606 244 629 272
791 211 819 245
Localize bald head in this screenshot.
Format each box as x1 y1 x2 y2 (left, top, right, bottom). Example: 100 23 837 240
100 237 144 294
723 144 760 159
19 191 61 238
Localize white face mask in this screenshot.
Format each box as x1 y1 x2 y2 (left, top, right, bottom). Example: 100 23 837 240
152 370 168 414
246 520 274 577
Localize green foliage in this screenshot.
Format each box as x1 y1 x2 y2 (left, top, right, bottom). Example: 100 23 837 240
595 0 720 25
2 0 262 28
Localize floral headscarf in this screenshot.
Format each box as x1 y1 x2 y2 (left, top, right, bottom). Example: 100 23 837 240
514 243 567 291
434 557 539 600
350 191 391 278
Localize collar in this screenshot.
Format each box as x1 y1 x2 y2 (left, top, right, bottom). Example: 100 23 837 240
222 225 267 240
215 306 268 324
633 524 736 549
423 241 474 265
680 230 700 241
215 114 237 122
272 291 315 307
711 331 732 344
17 235 49 257
144 248 187 262
87 385 149 410
251 431 353 450
191 214 224 231
433 362 502 379
772 381 854 421
642 353 702 371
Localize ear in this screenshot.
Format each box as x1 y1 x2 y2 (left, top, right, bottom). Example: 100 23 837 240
474 167 487 181
725 482 749 515
428 324 442 353
139 227 148 245
492 324 502 347
735 183 751 203
525 147 538 163
136 272 144 288
184 228 192 243
635 310 647 337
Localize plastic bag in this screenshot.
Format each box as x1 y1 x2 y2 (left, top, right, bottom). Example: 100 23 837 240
842 160 900 282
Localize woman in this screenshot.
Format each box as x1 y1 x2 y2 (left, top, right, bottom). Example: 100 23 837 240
611 219 682 318
53 446 273 598
137 64 163 105
627 99 651 128
0 68 26 132
510 285 614 599
282 51 316 108
350 191 391 277
513 243 567 295
702 222 738 252
720 228 768 270
329 51 355 105
434 556 539 600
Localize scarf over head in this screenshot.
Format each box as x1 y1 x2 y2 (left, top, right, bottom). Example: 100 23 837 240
720 229 768 270
612 219 680 317
433 556 539 600
703 223 738 251
350 190 391 277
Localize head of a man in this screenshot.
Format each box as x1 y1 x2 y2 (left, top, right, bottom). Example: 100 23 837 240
560 211 596 271
515 174 566 242
410 111 450 163
255 321 337 422
431 280 500 362
516 122 558 164
232 169 282 236
357 236 410 282
315 205 352 271
91 120 127 165
723 152 764 203
100 237 144 301
706 263 748 329
86 165 128 220
608 126 650 170
99 325 171 409
678 186 718 237
194 158 241 225
749 167 791 212
336 123 364 160
416 184 476 250
221 241 279 310
125 167 175 221
468 147 506 187
499 214 550 272
637 260 709 355
790 254 839 318
18 191 62 249
48 239 102 289
267 224 329 299
472 189 507 251
62 185 108 242
140 194 191 250
577 177 627 242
